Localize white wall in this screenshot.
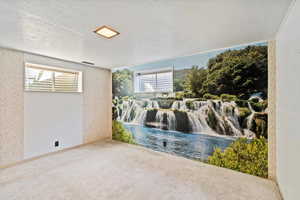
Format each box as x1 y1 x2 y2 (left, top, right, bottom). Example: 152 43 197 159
23 53 111 159
276 1 300 199
24 92 83 158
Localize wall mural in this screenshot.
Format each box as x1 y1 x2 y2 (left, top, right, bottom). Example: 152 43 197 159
112 42 268 178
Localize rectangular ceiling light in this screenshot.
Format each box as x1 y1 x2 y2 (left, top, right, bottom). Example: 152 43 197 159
94 25 120 39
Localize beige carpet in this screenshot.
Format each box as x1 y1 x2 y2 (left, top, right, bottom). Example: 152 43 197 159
0 141 281 200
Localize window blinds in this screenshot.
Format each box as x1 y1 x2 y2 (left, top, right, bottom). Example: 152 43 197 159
156 71 173 92
135 71 173 93
25 64 82 93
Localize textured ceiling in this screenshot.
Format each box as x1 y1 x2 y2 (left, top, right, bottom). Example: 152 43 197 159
0 0 292 69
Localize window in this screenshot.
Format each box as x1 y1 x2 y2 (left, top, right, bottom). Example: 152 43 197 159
25 63 83 93
134 70 173 93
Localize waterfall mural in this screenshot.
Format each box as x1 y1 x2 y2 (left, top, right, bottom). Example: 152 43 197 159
112 42 268 178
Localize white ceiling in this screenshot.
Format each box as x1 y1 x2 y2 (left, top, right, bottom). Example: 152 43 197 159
0 0 292 69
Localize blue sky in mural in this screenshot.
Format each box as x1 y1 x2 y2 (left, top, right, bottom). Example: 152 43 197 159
114 41 267 72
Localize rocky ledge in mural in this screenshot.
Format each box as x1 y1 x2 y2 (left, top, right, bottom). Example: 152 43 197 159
115 96 267 139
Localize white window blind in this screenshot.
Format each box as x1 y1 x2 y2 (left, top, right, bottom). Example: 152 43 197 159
156 72 173 92
25 64 82 93
135 70 173 93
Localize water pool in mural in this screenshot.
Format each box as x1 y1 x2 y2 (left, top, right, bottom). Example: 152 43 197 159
112 42 268 178
124 123 235 161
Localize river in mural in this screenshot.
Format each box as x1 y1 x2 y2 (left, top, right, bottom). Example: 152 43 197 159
124 124 235 160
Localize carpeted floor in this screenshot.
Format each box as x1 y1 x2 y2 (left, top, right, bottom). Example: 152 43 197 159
0 141 281 200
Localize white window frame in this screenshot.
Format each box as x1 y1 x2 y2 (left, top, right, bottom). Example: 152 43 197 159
134 67 173 94
24 63 83 93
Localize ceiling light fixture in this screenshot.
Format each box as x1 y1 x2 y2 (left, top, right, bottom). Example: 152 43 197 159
94 25 120 39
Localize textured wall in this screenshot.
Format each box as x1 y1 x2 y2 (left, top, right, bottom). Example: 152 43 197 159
0 48 24 166
268 40 276 180
83 68 112 143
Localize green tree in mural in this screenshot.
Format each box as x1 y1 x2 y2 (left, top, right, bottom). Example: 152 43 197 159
112 69 133 97
173 68 190 92
203 45 268 99
183 66 207 97
181 45 268 99
174 79 184 92
208 137 268 178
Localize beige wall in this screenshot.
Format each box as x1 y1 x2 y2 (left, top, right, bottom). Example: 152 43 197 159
0 48 24 166
83 67 112 143
268 40 276 180
0 47 112 167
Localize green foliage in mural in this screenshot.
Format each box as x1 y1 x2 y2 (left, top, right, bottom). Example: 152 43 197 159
250 113 268 139
112 120 135 144
183 66 207 97
185 100 195 110
175 91 185 100
180 45 268 100
112 69 133 97
250 100 268 112
174 68 190 92
235 99 249 107
174 79 184 92
208 137 268 178
203 93 220 100
220 94 238 102
204 45 268 98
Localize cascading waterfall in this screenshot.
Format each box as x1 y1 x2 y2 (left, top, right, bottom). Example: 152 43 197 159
120 101 131 122
187 112 203 132
117 98 260 138
166 111 176 130
220 101 243 136
133 109 147 125
193 101 206 110
171 101 180 110
155 110 165 129
171 100 188 111
188 101 211 133
154 110 176 130
147 100 159 109
121 100 146 123
246 102 255 130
